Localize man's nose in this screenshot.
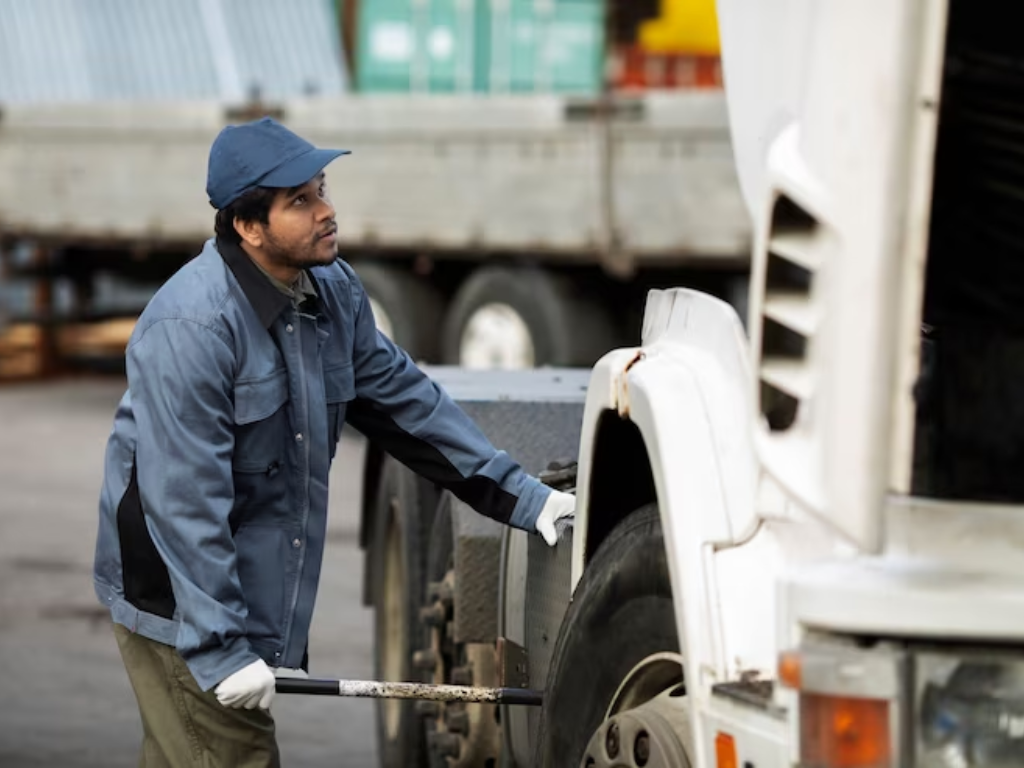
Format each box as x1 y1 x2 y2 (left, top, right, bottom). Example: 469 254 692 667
315 194 336 220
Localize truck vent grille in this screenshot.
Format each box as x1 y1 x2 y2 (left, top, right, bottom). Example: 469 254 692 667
760 195 819 432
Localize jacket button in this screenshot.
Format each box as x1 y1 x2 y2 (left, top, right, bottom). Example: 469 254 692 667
295 433 303 442
286 324 294 333
292 538 302 549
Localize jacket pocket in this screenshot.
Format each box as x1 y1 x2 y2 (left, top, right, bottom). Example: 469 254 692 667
234 525 289 643
233 369 289 470
232 369 290 523
324 363 355 461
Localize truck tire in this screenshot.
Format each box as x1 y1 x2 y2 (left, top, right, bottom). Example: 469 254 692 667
532 504 679 768
371 458 438 768
441 266 617 369
349 260 444 363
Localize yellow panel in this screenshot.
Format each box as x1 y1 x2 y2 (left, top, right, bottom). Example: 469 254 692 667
639 0 721 55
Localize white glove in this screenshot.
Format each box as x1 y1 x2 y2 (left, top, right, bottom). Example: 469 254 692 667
535 490 576 547
214 659 276 710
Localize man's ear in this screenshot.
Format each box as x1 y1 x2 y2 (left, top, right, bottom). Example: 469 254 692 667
234 217 264 249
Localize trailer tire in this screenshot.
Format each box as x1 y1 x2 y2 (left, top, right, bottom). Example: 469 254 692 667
371 458 438 768
350 260 444 363
532 504 679 768
441 266 617 369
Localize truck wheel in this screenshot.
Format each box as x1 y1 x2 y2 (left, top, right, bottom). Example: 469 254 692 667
532 504 681 768
371 459 437 768
350 260 444 363
419 493 503 768
441 266 617 369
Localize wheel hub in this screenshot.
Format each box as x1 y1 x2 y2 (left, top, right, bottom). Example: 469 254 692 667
459 303 535 370
580 653 692 768
416 568 501 766
581 690 691 768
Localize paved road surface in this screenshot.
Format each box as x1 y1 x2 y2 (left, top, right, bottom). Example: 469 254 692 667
0 377 380 767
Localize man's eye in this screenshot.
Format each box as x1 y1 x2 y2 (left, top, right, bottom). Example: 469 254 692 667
293 196 306 206
319 185 327 197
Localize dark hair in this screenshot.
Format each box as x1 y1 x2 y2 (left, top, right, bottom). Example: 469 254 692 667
214 186 278 244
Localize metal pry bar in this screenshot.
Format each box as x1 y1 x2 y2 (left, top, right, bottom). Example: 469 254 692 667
275 677 544 707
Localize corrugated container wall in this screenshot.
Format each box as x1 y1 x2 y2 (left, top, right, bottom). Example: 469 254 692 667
355 0 605 95
354 0 480 93
0 0 349 104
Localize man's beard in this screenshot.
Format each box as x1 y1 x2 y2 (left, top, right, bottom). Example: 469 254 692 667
263 228 337 271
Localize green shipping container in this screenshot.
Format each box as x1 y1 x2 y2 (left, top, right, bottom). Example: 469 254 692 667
487 0 605 94
356 0 480 93
354 0 604 95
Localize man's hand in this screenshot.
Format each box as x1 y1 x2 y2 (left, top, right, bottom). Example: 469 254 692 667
535 490 576 546
214 659 276 710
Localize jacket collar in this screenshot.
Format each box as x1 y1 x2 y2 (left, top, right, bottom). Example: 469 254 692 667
216 237 321 328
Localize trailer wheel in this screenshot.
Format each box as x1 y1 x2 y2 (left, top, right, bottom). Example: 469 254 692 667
532 504 681 768
371 458 437 768
419 493 503 768
441 267 617 369
350 260 444 363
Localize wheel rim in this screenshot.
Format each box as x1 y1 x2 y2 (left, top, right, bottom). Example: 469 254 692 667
458 303 535 370
606 653 685 720
382 511 405 740
370 296 395 340
580 653 693 768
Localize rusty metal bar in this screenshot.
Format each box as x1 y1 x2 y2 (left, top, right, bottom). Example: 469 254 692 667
275 677 543 707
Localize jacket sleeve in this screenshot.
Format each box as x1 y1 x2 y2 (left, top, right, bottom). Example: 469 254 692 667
126 318 258 691
342 271 551 531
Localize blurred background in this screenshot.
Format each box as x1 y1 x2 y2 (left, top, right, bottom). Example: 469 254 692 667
0 1 746 765
0 0 748 380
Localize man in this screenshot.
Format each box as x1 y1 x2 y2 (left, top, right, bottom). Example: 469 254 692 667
93 117 575 766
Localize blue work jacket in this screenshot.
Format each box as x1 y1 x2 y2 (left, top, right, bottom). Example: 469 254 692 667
93 238 551 691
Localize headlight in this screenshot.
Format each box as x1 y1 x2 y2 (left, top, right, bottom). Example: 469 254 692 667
780 644 1024 768
778 645 902 768
917 654 1024 767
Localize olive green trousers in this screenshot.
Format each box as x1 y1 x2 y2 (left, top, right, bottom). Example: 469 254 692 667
113 623 280 768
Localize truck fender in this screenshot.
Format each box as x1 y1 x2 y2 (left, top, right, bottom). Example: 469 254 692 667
571 289 758 702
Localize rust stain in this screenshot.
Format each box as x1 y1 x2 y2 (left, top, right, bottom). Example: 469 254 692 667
624 349 646 373
618 350 646 418
338 680 503 703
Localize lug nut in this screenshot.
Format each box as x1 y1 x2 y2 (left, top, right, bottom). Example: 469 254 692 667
427 580 453 606
451 665 473 686
428 731 461 759
413 649 438 670
415 701 441 718
606 722 620 759
634 730 650 766
419 602 447 627
445 708 470 735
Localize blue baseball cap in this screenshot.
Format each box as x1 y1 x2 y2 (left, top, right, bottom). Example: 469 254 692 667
206 117 350 209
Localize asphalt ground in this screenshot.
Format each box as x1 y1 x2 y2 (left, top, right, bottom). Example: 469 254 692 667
0 376 380 767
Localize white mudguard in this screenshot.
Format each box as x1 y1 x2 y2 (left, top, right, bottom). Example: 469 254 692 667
571 289 759 762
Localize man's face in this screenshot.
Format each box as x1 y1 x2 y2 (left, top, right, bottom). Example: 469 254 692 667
259 172 338 271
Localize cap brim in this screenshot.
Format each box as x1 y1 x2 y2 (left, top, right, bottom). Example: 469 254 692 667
259 147 351 189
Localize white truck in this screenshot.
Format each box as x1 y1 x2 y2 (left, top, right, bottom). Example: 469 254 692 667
355 0 1024 765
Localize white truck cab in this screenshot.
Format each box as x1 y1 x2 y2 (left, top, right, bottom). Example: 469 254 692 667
550 1 1024 766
